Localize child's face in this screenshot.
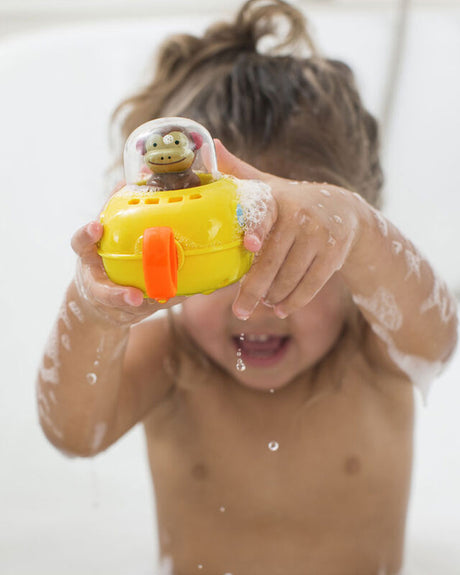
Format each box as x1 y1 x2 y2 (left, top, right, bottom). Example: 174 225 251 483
179 273 351 391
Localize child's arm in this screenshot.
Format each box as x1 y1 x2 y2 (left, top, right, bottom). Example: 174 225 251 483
37 221 184 456
216 142 458 382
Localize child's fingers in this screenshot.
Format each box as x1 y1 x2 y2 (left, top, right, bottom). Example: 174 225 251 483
214 139 265 180
232 232 295 319
273 254 339 318
262 239 318 306
71 221 103 263
78 258 144 308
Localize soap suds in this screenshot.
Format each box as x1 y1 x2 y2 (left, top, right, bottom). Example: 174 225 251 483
353 287 403 332
39 322 60 385
370 323 444 404
392 241 403 255
420 275 457 324
59 302 73 331
295 208 309 226
68 300 85 323
61 334 71 352
235 178 272 233
371 208 388 237
404 249 422 282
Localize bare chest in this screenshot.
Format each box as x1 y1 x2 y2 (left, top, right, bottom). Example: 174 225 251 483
143 367 414 573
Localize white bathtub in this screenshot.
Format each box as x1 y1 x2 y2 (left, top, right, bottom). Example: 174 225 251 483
1 9 459 574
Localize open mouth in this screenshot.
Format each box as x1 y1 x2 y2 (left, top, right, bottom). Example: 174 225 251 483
232 334 291 367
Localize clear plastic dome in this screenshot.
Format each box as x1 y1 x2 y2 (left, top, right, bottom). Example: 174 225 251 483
123 117 219 188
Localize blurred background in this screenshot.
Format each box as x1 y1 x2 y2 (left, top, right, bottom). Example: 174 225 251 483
1 0 459 574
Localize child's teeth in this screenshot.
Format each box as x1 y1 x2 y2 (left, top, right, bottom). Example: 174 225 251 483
247 334 270 342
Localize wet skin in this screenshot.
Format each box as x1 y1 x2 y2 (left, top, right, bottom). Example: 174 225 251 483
142 280 414 575
43 145 456 575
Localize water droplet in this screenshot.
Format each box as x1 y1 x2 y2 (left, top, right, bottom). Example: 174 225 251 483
198 565 203 570
219 506 226 512
86 372 97 385
269 388 275 394
236 358 246 372
235 333 247 372
268 441 279 451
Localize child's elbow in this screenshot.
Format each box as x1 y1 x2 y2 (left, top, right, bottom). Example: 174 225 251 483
38 413 110 458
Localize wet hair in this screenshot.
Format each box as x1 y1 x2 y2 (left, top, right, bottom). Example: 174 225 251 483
111 0 384 206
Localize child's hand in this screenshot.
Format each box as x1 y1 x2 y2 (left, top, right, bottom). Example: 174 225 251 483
71 221 185 325
214 140 362 320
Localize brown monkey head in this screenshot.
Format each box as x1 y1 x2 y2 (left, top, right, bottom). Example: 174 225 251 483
137 129 203 174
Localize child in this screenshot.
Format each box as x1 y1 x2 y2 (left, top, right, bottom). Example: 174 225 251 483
37 1 458 574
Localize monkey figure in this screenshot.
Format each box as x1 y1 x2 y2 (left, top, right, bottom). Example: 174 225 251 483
136 128 203 191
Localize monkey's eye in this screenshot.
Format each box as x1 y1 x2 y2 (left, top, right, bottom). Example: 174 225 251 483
175 140 180 145
153 143 157 147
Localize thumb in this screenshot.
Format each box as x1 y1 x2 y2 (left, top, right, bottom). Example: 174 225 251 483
214 139 265 180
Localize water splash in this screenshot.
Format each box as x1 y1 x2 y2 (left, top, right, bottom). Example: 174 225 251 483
236 333 247 372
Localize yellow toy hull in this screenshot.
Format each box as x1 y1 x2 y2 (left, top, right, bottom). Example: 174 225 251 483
97 176 253 299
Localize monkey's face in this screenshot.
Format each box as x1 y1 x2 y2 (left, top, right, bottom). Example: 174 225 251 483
143 131 196 174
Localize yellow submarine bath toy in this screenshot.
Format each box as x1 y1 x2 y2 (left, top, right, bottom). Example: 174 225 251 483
97 118 254 301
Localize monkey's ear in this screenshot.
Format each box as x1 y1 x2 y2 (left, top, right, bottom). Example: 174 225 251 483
136 137 147 155
189 132 203 151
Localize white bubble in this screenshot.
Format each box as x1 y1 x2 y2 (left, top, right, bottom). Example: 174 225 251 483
371 209 388 237
268 441 279 451
86 373 97 385
404 248 422 282
327 234 336 247
61 334 71 351
68 300 85 323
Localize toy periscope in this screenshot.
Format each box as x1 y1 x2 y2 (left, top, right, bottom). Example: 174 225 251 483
97 117 254 301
